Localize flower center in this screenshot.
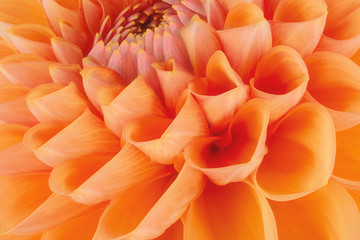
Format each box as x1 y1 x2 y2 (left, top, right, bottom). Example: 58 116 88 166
98 0 171 45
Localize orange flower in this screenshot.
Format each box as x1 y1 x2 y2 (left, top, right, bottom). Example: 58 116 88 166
0 0 360 239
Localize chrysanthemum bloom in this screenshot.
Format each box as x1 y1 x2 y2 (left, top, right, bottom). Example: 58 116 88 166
1 0 360 239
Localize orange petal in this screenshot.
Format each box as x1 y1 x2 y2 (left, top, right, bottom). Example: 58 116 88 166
304 51 360 130
123 94 209 164
27 82 89 123
255 103 336 201
99 75 166 137
185 98 269 185
0 84 39 126
23 109 121 167
49 63 84 92
269 180 360 239
7 194 98 235
81 65 124 112
0 54 53 87
70 144 173 205
218 3 272 82
180 15 222 76
7 24 56 60
332 124 360 187
270 0 327 57
83 0 105 36
154 220 183 240
0 123 28 150
0 173 51 233
183 181 277 240
250 45 309 122
51 37 83 65
153 59 195 116
59 20 90 52
0 39 17 58
0 234 41 240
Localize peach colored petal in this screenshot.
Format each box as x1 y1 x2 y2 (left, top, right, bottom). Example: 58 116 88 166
99 75 166 137
27 82 90 123
181 0 206 16
153 32 164 61
0 39 17 58
0 54 53 87
7 24 56 60
304 51 360 130
180 15 222 76
0 173 51 233
183 181 277 240
250 45 309 122
218 3 272 83
123 94 209 164
153 59 195 116
81 65 124 112
0 123 28 150
88 40 107 65
201 0 226 30
51 37 83 65
185 98 269 185
59 20 90 52
7 194 100 235
0 234 41 240
269 180 360 239
270 0 327 57
255 103 336 201
70 144 173 205
83 0 105 36
332 124 360 187
23 109 121 167
0 84 39 126
49 63 84 92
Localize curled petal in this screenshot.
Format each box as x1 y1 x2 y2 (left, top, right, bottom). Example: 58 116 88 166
0 123 29 150
0 39 17 58
27 82 89 123
180 15 222 76
183 181 277 240
82 0 105 36
254 103 336 201
270 0 327 57
99 75 166 137
154 220 183 240
0 84 39 126
250 45 309 122
218 3 272 82
304 51 360 130
185 98 269 185
0 54 53 87
49 63 83 92
123 94 209 164
51 37 83 65
269 180 360 239
70 144 173 205
23 109 121 167
201 0 226 30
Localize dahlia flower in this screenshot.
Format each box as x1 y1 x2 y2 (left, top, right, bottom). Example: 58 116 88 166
1 0 360 239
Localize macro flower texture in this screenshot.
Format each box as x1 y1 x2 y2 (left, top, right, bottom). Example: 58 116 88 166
1 0 360 239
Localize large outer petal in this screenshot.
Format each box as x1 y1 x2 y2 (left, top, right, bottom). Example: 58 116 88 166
183 181 277 240
269 180 360 239
254 103 336 201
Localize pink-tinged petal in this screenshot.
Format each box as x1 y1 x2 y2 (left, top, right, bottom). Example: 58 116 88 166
42 0 87 35
270 180 360 239
183 181 277 240
41 205 105 240
304 51 360 130
23 109 121 167
153 59 195 116
81 65 124 112
99 75 166 137
181 0 206 16
83 0 105 36
93 175 174 239
51 37 83 65
71 144 174 205
0 54 53 87
219 0 265 12
7 24 56 60
153 32 164 61
185 99 269 185
201 0 226 30
270 0 327 57
49 63 84 92
332 124 360 187
0 84 39 126
180 15 222 76
0 173 52 233
316 0 360 57
162 31 192 72
218 3 272 82
27 82 90 123
88 40 107 65
144 29 154 56
7 194 102 234
59 20 90 52
255 103 336 201
123 94 209 164
250 45 309 122
174 5 195 26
